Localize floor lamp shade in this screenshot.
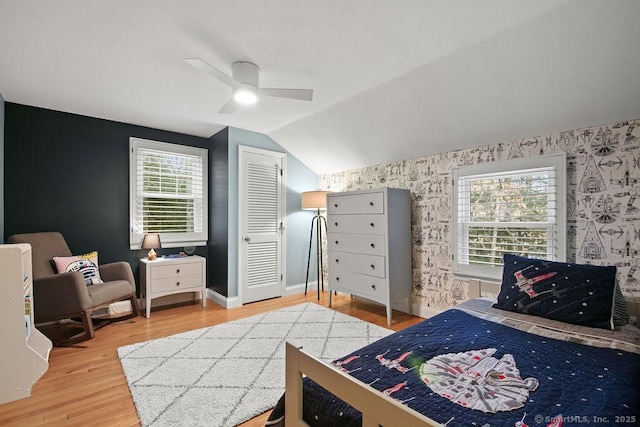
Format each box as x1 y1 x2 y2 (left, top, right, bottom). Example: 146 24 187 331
301 190 329 210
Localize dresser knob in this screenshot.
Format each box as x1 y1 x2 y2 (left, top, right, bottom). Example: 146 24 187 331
336 277 340 282
370 243 375 248
370 222 375 227
335 259 340 263
371 284 376 290
369 201 374 206
335 240 339 245
334 203 338 208
334 222 339 227
176 269 180 274
176 282 181 286
370 264 375 269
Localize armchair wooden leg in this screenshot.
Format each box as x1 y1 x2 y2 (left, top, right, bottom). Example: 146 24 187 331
129 294 141 317
81 310 96 340
46 311 96 346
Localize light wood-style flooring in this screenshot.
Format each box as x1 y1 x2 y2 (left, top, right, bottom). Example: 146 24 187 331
0 292 423 427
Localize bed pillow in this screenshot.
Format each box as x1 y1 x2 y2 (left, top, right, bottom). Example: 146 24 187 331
493 254 616 330
613 282 630 326
53 251 104 286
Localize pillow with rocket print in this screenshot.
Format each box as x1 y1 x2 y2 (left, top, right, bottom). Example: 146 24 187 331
493 254 616 330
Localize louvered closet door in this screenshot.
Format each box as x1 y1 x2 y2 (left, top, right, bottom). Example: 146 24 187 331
238 146 286 304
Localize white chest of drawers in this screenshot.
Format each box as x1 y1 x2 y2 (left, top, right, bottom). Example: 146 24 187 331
140 255 207 318
327 188 411 325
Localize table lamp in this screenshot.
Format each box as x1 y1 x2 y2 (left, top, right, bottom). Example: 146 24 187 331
141 233 161 260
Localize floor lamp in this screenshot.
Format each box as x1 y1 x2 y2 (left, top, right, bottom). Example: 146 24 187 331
302 190 329 300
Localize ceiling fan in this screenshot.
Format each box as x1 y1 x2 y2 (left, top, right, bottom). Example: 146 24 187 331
184 58 314 113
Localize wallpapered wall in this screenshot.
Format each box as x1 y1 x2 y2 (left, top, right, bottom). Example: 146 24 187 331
320 118 640 312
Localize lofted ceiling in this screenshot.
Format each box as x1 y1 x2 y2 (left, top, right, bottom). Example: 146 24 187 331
1 0 639 175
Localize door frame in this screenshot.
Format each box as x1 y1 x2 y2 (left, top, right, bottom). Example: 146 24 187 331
237 145 287 304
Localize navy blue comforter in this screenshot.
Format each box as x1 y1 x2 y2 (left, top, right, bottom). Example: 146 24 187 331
270 309 640 426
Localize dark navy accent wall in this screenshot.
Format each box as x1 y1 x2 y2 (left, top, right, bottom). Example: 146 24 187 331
3 103 211 290
0 93 4 242
208 127 229 296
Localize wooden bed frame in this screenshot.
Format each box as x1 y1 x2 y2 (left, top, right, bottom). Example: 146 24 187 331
284 279 639 426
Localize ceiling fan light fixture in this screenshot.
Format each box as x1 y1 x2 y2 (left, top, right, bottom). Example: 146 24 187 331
233 86 258 105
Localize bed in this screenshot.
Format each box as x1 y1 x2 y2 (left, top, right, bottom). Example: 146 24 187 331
269 259 640 427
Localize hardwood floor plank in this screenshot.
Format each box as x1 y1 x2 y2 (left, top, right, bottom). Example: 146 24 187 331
0 292 423 426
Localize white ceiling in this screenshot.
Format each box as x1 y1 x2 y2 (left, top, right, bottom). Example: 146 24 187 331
1 0 639 175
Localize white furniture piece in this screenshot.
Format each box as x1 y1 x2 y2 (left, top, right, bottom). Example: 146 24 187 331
0 243 52 404
140 255 207 318
327 188 412 325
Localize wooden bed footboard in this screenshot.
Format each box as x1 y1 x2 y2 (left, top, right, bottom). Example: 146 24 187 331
284 342 441 427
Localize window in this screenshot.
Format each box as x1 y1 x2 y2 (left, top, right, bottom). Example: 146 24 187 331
130 137 208 249
452 154 566 280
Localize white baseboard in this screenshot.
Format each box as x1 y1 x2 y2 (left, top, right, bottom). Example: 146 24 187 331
207 282 319 309
285 281 318 296
207 288 241 309
412 302 442 319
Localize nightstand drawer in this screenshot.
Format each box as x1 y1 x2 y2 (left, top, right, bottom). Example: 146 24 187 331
151 262 202 280
152 274 202 293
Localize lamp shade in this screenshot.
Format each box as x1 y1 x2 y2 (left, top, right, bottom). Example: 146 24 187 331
301 190 330 210
141 233 162 249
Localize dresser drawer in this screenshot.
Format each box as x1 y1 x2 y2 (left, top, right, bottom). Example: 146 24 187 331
330 270 388 302
327 214 385 235
151 262 202 280
152 274 202 293
329 251 386 278
327 192 384 215
328 233 385 256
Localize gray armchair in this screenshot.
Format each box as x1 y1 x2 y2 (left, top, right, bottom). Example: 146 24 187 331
8 232 140 345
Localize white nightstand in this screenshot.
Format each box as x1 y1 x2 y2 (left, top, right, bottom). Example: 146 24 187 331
140 255 207 318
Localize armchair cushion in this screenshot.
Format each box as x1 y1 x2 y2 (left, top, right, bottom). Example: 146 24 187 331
87 280 136 307
53 251 104 285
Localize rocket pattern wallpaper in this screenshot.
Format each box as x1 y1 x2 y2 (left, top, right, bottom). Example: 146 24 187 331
320 119 640 312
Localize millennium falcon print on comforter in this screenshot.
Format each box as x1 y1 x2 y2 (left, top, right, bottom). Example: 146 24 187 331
267 299 640 427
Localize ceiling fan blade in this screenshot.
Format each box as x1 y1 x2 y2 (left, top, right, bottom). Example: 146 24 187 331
218 98 239 114
183 58 240 89
259 88 313 101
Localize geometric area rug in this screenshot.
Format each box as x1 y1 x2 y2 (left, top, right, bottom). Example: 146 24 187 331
117 303 392 426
